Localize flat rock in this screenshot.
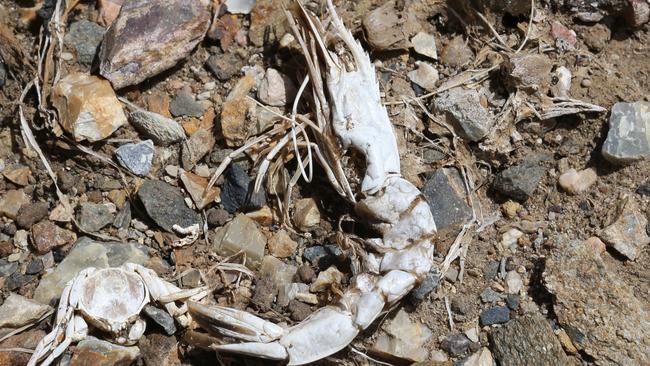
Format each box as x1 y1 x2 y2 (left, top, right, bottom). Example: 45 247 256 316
493 159 546 201
34 237 150 304
0 189 30 220
479 306 510 325
170 91 205 118
181 128 215 170
422 167 473 234
0 329 46 366
180 170 220 210
31 220 77 254
407 61 439 92
143 304 177 335
602 102 650 164
205 53 243 81
220 163 265 213
139 332 181 366
70 337 140 366
52 73 127 142
129 110 186 146
544 237 650 364
598 198 650 260
0 293 51 328
115 140 154 176
464 348 494 366
16 201 48 229
490 313 569 366
505 53 553 91
435 87 495 141
558 168 597 194
99 0 210 89
137 180 201 232
440 36 473 68
411 32 438 59
362 1 417 51
64 20 106 65
371 309 432 362
212 214 266 268
267 229 297 258
76 202 114 232
3 165 31 186
225 0 255 14
293 198 320 232
258 68 295 106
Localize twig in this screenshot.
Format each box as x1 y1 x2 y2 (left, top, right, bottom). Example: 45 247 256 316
516 0 535 53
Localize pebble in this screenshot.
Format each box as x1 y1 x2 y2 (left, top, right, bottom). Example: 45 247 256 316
137 180 201 232
310 266 344 293
258 68 296 106
115 140 154 176
411 32 438 59
0 293 51 328
441 333 471 356
170 91 205 118
112 201 131 229
598 198 649 260
220 75 257 147
34 237 150 304
581 78 592 87
506 294 520 310
129 110 186 146
205 53 243 81
180 170 220 210
77 202 114 233
303 245 343 270
267 229 298 258
550 21 577 49
181 128 215 170
52 73 127 142
505 270 523 294
371 309 432 362
3 165 31 186
5 272 36 290
483 260 500 280
293 198 320 232
602 101 650 164
626 0 650 27
479 306 510 325
636 179 650 196
493 160 545 201
0 259 18 277
295 264 315 283
26 258 44 274
99 0 210 89
70 337 140 366
138 333 181 366
277 282 309 308
422 167 473 233
440 36 473 68
435 87 494 142
464 348 494 366
16 201 49 229
558 168 597 194
64 20 106 65
409 269 441 304
206 208 230 227
31 220 77 254
287 300 312 321
506 53 553 90
212 214 266 268
221 163 265 213
480 288 505 303
407 61 439 92
181 268 202 288
362 1 416 50
0 189 30 220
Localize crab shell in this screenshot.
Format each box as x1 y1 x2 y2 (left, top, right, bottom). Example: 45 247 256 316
75 268 150 344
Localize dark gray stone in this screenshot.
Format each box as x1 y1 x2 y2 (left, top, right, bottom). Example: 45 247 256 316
112 202 131 229
637 179 650 196
205 53 243 81
506 294 520 310
64 20 106 65
0 62 6 88
220 163 266 213
206 208 230 227
143 304 177 335
483 260 500 280
493 161 545 201
26 259 44 275
422 167 473 232
170 91 205 117
602 102 650 164
480 306 510 325
0 259 18 278
76 203 114 233
5 272 35 291
441 333 471 356
409 269 441 304
137 180 201 232
302 245 344 270
115 140 154 176
490 313 569 366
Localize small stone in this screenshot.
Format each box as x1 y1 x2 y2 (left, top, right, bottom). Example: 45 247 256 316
483 261 500 280
490 313 569 366
0 241 13 257
205 53 243 81
34 237 150 304
0 189 30 219
99 0 210 89
636 179 650 196
138 180 201 232
3 165 31 186
220 75 257 147
31 220 77 254
180 170 220 210
505 53 553 91
252 255 297 310
293 198 320 232
182 128 215 170
268 229 298 258
550 21 577 48
409 270 440 304
221 163 265 213
411 32 438 59
0 293 51 328
440 36 473 68
0 62 5 88
501 200 520 219
407 62 439 92
598 198 650 260
181 268 202 287
64 20 106 65
77 203 114 233
143 304 177 335
464 348 494 366
212 214 266 268
52 73 127 142
245 205 274 226
480 288 505 303
225 0 255 14
97 0 123 26
207 208 230 227
558 168 597 194
435 87 495 142
451 297 470 315
557 329 578 354
258 68 296 107
602 102 650 164
13 230 29 250
0 329 46 365
625 0 650 27
112 201 131 229
505 270 523 294
277 282 309 308
362 1 417 50
464 327 479 343
170 91 205 118
5 272 36 290
70 337 140 366
115 140 154 176
506 294 520 310
129 110 186 146
287 299 311 321
441 333 471 356
372 309 432 362
310 266 344 293
0 259 18 277
16 201 49 229
422 167 473 234
26 258 44 274
295 264 315 283
493 160 545 201
139 333 181 366
581 78 592 87
480 306 510 325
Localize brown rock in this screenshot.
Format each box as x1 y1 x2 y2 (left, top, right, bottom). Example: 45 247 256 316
16 202 49 229
249 0 287 47
97 0 124 27
52 73 127 142
558 168 597 194
180 170 220 210
625 0 650 27
598 198 650 260
505 54 553 91
268 229 298 258
144 92 172 117
293 198 320 232
208 14 241 50
181 128 215 170
99 0 211 89
0 329 46 366
31 220 77 254
0 189 30 220
440 36 474 68
70 337 140 366
139 333 181 366
220 75 257 147
182 107 215 136
362 1 418 50
3 166 31 186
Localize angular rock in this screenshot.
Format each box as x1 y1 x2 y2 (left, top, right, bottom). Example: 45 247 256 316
277 282 309 308
16 201 48 229
26 258 44 275
625 0 650 27
99 0 211 89
221 163 265 213
115 140 154 176
205 53 243 81
0 293 51 328
220 75 257 147
602 102 650 164
371 309 432 362
31 220 77 254
411 32 438 59
64 20 106 65
544 237 650 364
181 128 215 170
505 53 553 91
143 304 177 335
558 168 597 194
435 87 495 142
440 333 471 356
139 333 181 366
505 270 523 294
252 256 297 310
407 61 439 92
212 214 266 268
98 0 123 26
0 259 18 278
409 269 440 304
129 110 186 146
52 73 127 142
258 68 296 107
112 201 131 229
34 237 150 304
70 337 140 366
490 313 569 366
422 167 473 234
0 189 30 220
76 202 114 233
440 36 473 68
493 160 545 201
206 208 230 227
550 21 577 48
598 198 650 260
137 180 201 232
3 165 31 186
267 229 298 258
180 170 220 210
0 329 46 366
464 348 493 366
170 91 205 118
293 198 320 232
362 1 417 51
479 306 510 325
